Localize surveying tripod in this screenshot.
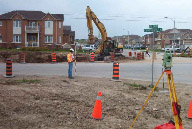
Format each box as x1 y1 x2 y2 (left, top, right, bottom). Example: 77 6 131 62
129 52 183 129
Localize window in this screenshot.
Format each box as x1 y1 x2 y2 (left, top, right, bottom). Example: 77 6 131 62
29 22 35 27
0 21 2 26
0 36 2 43
29 36 36 41
13 20 21 27
59 36 61 43
48 22 50 28
59 22 61 28
44 35 53 43
13 35 21 43
45 21 53 28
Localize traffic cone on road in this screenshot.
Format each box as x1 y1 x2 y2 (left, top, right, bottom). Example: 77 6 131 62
188 94 192 119
92 91 103 120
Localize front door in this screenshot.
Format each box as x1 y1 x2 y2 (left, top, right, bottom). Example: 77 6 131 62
27 34 38 47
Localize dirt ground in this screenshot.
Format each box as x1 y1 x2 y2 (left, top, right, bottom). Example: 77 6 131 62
0 75 191 129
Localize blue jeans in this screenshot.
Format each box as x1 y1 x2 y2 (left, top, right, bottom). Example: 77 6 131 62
68 62 73 78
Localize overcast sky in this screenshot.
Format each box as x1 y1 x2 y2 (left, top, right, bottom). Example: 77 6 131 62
1 0 192 39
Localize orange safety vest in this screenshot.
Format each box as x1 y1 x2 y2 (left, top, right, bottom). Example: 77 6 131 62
67 53 72 62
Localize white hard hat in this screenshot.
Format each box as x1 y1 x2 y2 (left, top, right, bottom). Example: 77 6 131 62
70 48 74 52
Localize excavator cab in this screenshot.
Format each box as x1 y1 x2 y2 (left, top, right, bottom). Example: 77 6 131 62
102 40 117 55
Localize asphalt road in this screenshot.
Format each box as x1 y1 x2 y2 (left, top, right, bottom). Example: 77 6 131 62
0 62 192 84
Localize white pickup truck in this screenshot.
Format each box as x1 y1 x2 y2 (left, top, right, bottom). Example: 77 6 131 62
82 44 96 51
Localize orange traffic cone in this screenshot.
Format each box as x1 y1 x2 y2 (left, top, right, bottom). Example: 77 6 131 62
188 94 192 119
92 91 103 120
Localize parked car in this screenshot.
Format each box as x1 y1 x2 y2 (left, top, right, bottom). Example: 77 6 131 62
82 44 96 51
124 44 131 49
132 45 146 49
163 47 181 53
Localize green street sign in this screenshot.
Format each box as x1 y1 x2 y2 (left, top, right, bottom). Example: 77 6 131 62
149 25 158 28
157 28 163 31
144 29 153 32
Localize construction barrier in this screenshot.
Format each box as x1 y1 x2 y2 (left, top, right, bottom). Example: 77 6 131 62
142 52 144 59
92 91 102 120
52 53 56 63
188 94 192 119
137 52 142 60
20 52 25 63
174 52 177 57
4 59 15 78
128 52 132 57
90 52 94 62
111 52 114 62
112 62 119 80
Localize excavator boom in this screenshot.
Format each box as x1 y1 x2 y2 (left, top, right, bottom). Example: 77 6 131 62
86 6 123 57
86 6 108 54
180 46 192 57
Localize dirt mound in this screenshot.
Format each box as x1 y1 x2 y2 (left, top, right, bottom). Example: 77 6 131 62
0 51 90 63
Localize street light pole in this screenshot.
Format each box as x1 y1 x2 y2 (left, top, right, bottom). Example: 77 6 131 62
128 31 129 46
173 20 175 53
164 17 176 53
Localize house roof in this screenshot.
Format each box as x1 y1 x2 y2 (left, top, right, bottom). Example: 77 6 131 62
164 32 189 40
63 26 71 35
143 32 158 38
164 29 191 34
63 26 71 31
0 10 64 20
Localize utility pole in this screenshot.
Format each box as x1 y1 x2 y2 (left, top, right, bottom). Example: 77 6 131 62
128 31 129 46
173 20 176 53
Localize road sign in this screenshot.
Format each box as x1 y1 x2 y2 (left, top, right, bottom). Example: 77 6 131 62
157 28 163 31
144 29 153 32
144 28 162 32
149 25 158 28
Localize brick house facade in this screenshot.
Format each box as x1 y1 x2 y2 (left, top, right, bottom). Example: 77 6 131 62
157 29 192 49
0 11 64 49
143 33 158 49
63 26 75 44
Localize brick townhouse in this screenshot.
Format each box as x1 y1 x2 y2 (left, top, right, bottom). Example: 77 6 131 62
156 29 192 49
63 26 75 44
0 10 64 48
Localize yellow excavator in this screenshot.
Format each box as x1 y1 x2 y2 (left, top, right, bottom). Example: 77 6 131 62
180 46 192 57
86 6 123 59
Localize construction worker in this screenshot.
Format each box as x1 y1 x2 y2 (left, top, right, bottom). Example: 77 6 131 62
67 48 74 79
146 46 150 57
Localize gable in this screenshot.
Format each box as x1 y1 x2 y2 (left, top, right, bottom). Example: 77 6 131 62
12 14 23 20
168 29 180 34
42 14 55 21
